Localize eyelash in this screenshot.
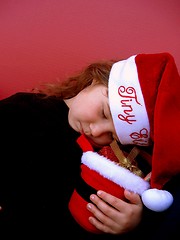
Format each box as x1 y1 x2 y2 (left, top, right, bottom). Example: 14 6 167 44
102 110 107 119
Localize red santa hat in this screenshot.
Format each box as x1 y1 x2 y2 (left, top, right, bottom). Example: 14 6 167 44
108 52 180 210
69 53 180 233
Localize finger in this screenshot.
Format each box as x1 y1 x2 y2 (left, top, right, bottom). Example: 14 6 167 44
86 201 120 234
96 190 128 211
88 194 119 218
88 193 125 221
124 189 142 205
87 193 142 234
88 215 118 234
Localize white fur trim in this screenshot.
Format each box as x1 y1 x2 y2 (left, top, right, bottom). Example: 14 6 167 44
81 151 150 195
108 55 150 146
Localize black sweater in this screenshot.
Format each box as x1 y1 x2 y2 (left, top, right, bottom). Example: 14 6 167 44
0 92 85 238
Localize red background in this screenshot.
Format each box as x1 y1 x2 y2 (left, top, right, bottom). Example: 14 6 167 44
0 0 179 99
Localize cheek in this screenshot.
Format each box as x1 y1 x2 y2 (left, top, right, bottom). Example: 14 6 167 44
70 95 98 122
79 105 96 121
69 104 87 122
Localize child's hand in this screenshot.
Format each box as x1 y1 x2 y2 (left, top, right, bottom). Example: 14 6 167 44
86 189 143 234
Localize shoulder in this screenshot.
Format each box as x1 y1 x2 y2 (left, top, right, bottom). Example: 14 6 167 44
0 92 58 104
0 92 66 112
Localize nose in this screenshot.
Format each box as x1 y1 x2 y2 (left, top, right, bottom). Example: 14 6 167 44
89 122 111 137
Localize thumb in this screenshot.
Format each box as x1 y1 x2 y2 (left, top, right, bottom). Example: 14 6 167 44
124 189 142 205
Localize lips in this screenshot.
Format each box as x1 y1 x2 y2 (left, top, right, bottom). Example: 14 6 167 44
79 122 91 136
78 122 84 134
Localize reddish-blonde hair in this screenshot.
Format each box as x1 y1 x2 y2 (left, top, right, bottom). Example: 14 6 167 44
34 60 116 99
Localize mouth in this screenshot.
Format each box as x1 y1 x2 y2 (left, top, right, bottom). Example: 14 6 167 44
79 122 91 136
78 122 83 134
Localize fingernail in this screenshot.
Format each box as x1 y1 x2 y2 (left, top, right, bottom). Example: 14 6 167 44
97 190 102 196
87 203 92 209
90 194 95 200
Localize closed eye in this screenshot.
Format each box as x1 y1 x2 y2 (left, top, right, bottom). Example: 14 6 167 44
103 103 112 120
102 109 107 119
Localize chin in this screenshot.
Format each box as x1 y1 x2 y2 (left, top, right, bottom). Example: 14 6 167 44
86 137 111 149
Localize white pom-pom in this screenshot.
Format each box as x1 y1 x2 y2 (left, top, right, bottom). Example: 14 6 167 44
141 188 173 212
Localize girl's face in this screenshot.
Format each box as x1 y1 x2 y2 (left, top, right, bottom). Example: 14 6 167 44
66 83 118 147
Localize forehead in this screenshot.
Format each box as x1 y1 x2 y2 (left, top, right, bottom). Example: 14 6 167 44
90 83 108 94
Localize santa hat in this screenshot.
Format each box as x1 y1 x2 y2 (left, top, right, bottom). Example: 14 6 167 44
69 134 150 233
69 53 180 233
108 52 180 210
